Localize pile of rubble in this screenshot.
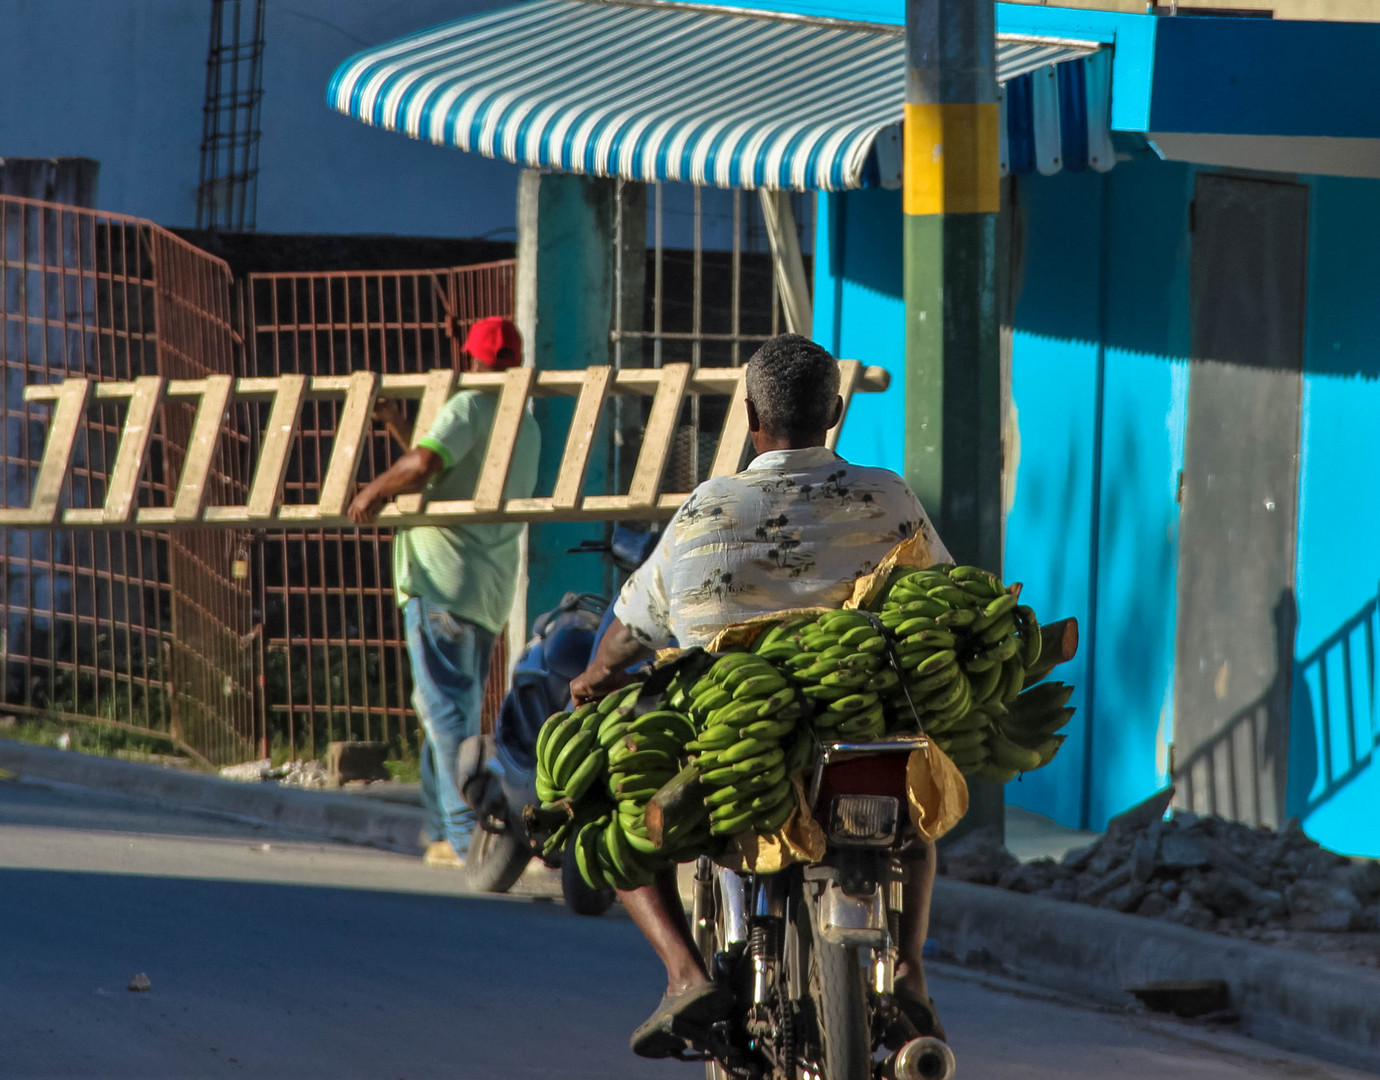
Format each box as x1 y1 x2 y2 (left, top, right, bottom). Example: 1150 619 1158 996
217 759 330 788
939 807 1380 968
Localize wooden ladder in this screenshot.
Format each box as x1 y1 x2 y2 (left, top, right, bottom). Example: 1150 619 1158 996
3 362 889 529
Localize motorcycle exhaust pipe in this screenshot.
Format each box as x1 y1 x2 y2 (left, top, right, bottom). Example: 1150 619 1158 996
880 1037 956 1080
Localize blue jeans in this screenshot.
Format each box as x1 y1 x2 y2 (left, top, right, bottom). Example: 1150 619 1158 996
404 597 495 857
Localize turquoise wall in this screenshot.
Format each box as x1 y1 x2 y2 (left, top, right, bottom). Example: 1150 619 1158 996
815 187 906 474
815 153 1191 831
812 145 1380 852
1002 154 1190 830
523 174 619 622
1290 175 1380 857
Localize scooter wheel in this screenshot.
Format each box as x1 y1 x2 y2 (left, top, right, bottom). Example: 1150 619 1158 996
464 819 532 894
562 845 615 917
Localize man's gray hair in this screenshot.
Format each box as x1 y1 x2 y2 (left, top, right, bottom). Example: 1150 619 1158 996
744 334 841 438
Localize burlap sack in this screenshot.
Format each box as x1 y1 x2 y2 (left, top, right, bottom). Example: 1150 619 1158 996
687 535 969 874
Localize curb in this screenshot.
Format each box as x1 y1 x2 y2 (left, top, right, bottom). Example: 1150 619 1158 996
930 878 1380 1072
0 740 425 855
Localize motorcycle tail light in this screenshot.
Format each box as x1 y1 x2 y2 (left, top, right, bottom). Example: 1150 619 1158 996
827 794 899 847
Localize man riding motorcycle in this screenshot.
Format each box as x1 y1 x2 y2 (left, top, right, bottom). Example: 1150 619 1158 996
570 334 951 1060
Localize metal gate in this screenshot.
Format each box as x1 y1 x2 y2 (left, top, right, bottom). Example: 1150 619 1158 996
243 263 514 759
0 194 253 766
613 181 812 489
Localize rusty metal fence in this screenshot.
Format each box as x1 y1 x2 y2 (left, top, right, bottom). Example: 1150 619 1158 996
1 191 516 766
0 194 254 766
243 263 514 760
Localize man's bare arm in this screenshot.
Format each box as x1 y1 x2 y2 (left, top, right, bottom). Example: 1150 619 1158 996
347 447 443 525
570 617 655 704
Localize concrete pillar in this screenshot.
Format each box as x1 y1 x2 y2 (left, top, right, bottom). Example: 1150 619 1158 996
515 170 645 632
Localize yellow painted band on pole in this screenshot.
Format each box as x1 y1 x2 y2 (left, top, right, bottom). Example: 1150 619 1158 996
903 102 1000 216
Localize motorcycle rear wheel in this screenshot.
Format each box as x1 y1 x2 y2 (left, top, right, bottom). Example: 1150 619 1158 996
802 893 871 1080
464 820 532 893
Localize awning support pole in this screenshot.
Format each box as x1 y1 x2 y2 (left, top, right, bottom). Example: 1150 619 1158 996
904 0 1004 839
758 189 813 337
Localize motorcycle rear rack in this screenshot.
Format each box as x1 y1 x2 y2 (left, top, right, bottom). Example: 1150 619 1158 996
807 735 929 809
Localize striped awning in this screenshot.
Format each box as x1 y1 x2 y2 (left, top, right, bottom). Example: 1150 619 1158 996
328 0 1107 192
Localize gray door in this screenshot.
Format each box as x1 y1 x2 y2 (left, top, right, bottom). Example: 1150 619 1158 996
1173 174 1308 828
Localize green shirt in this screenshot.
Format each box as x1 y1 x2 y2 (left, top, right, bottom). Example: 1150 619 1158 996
393 388 541 633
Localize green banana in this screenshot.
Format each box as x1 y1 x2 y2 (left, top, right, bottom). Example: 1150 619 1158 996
987 727 1042 772
753 792 797 833
708 698 768 729
730 745 785 775
597 718 633 750
733 672 788 700
575 818 611 890
971 762 1020 784
690 686 735 714
608 748 679 775
741 716 797 741
709 806 756 836
534 711 564 768
977 613 1017 646
552 729 596 790
609 731 683 767
719 736 777 765
541 713 581 775
911 649 958 677
688 724 737 751
563 747 608 803
629 710 696 743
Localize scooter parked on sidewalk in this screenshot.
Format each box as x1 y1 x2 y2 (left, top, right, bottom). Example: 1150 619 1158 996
456 526 660 912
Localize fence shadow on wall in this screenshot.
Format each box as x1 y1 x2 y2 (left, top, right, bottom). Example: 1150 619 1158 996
1171 589 1379 829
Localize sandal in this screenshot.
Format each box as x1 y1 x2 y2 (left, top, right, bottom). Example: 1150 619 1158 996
887 989 947 1047
630 982 732 1059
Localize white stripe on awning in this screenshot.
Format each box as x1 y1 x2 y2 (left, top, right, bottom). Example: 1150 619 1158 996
328 0 1101 192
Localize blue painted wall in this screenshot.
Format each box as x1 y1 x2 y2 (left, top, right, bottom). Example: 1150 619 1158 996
1082 157 1191 830
1002 153 1190 831
814 187 906 474
815 151 1192 832
1289 175 1380 857
1001 167 1105 828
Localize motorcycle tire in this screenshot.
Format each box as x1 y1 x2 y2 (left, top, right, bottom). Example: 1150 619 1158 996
802 892 871 1080
561 845 615 917
464 820 532 894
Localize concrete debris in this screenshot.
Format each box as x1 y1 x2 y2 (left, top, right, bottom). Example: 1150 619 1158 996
217 758 330 788
218 759 272 782
937 827 1018 885
942 810 1380 968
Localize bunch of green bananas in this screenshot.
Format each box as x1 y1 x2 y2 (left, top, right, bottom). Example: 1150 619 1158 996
873 564 1045 776
969 680 1074 783
536 680 710 888
683 651 806 837
759 609 893 742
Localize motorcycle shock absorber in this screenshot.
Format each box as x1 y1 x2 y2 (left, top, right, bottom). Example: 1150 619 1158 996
749 878 786 1006
749 918 782 1005
873 877 904 996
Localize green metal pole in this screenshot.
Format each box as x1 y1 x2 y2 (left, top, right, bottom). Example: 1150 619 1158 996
904 0 1004 838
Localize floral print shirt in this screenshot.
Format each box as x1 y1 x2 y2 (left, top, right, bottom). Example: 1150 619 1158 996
613 446 949 649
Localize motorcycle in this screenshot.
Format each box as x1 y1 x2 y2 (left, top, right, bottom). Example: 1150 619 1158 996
457 525 661 912
686 733 957 1080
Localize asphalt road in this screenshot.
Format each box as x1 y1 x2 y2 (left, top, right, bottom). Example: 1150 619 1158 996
0 777 1371 1080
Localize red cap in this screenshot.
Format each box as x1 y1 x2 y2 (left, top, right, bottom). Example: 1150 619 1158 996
462 317 523 370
